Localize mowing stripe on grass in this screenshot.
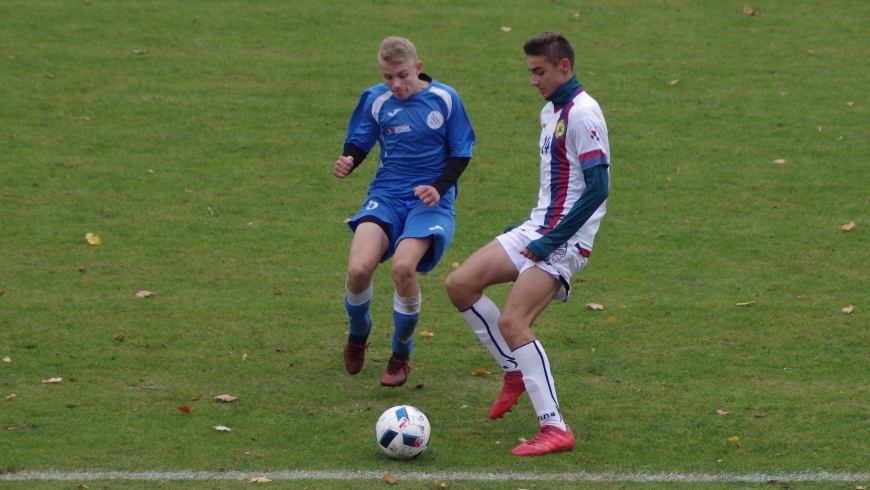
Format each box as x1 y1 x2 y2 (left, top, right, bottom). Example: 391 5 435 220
2 471 869 482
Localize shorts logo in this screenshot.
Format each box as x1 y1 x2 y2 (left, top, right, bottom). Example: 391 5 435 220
545 243 568 265
426 111 444 129
555 120 566 139
366 200 379 210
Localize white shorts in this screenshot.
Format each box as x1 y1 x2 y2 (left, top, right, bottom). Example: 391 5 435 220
495 225 589 302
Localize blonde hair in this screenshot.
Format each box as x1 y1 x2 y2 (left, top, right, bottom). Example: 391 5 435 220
378 36 418 65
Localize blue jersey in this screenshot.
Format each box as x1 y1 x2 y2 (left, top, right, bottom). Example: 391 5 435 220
345 76 476 202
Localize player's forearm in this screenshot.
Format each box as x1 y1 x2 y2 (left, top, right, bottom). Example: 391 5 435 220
342 143 368 175
527 165 609 259
431 157 471 197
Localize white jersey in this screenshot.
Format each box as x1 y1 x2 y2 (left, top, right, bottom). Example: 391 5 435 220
523 88 610 252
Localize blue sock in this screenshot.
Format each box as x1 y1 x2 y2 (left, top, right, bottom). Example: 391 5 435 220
345 298 371 344
391 310 418 360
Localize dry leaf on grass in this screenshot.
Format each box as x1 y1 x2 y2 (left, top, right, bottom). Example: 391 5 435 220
249 477 271 483
214 394 238 403
5 394 15 401
736 301 756 307
773 159 786 164
518 437 528 443
434 481 448 488
383 474 397 484
471 368 490 376
607 316 616 323
177 404 190 414
77 485 89 489
841 221 856 231
743 6 756 15
419 331 435 338
586 303 605 310
728 436 742 448
842 305 854 314
669 79 678 85
716 410 731 416
2 357 9 363
135 291 155 298
451 262 459 269
85 233 101 245
500 27 512 32
214 425 232 432
42 377 62 383
847 101 854 107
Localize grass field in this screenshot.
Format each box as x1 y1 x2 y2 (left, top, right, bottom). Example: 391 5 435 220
1 0 869 488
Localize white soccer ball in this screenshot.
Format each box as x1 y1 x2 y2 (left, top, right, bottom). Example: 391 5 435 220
374 405 431 460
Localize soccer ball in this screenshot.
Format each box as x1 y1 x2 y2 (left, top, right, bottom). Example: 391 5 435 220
374 405 431 460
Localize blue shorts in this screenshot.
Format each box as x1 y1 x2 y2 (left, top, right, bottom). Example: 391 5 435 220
348 194 456 273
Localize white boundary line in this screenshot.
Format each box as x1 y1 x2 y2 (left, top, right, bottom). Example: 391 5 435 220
1 470 869 482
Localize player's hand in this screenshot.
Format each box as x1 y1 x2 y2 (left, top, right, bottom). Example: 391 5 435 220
334 155 354 179
519 247 541 262
414 185 441 208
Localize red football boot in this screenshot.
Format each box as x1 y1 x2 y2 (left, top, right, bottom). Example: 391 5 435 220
489 371 525 419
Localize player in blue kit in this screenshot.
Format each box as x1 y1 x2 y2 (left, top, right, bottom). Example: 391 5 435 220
446 32 610 455
334 36 475 387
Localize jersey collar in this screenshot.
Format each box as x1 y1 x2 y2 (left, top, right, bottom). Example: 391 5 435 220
546 75 582 109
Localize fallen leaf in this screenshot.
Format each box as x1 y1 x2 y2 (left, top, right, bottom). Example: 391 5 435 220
42 377 62 383
500 26 512 32
471 368 490 376
743 6 756 15
214 394 238 403
736 301 756 307
242 353 248 361
841 221 856 231
383 474 397 484
459 404 468 409
2 357 9 363
177 404 190 414
573 12 579 18
728 436 742 448
806 49 815 55
669 79 678 85
842 305 854 314
518 437 528 443
7 55 15 59
133 49 148 54
147 169 154 173
586 303 605 310
857 486 867 490
249 477 271 483
343 218 351 223
716 410 731 416
607 316 616 323
85 233 101 245
419 331 434 338
451 262 459 269
113 335 125 341
818 126 822 132
46 73 54 79
5 394 15 401
214 425 232 431
847 101 854 107
135 290 155 298
77 485 89 489
773 159 786 164
780 92 788 96
434 481 448 488
82 116 90 121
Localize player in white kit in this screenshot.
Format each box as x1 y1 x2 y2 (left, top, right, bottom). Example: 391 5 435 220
445 32 609 456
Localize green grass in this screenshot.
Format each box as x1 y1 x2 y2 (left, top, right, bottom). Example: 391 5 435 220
1 0 869 489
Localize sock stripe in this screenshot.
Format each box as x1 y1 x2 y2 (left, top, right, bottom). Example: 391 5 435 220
470 305 518 369
531 340 563 422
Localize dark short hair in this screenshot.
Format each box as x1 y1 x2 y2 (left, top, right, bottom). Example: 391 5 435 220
523 32 575 70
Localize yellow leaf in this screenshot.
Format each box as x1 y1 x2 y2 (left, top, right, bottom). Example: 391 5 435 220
419 331 435 338
716 410 731 416
607 316 616 323
451 262 459 269
847 101 854 107
728 436 740 442
806 49 815 55
383 474 397 484
842 305 854 314
471 368 490 376
5 394 15 401
135 291 155 298
500 27 512 32
434 480 448 488
42 377 62 383
214 394 238 403
85 233 101 245
841 221 856 231
736 301 756 307
669 79 678 85
773 159 786 164
586 303 605 310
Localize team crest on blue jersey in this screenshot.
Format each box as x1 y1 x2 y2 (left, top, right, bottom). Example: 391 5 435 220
426 111 444 129
590 129 600 142
555 120 566 139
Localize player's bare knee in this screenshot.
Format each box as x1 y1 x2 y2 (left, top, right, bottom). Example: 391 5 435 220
390 259 416 286
346 263 375 288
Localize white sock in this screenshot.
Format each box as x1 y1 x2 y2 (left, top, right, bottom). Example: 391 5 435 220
513 340 566 431
393 291 422 315
346 283 373 306
460 295 518 372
